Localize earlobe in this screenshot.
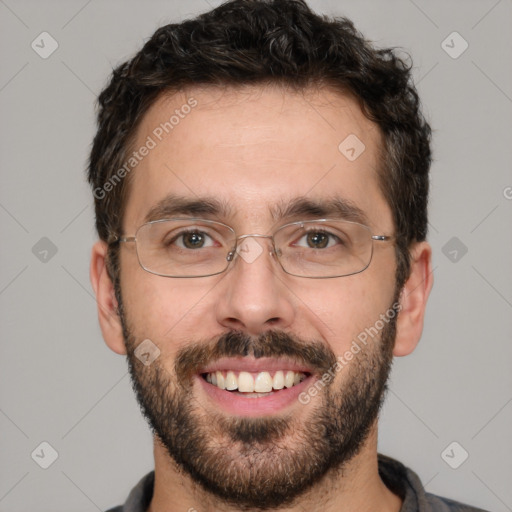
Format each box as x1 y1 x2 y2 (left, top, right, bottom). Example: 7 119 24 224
393 241 433 357
90 241 127 355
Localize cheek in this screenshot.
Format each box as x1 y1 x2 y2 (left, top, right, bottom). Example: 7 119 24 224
120 262 218 348
292 273 395 355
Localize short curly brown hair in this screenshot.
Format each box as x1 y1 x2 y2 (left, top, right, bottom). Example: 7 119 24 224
88 0 432 291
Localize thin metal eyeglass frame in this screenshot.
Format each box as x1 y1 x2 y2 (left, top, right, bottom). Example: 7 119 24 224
112 217 394 279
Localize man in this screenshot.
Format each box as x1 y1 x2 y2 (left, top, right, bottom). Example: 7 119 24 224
88 1 486 511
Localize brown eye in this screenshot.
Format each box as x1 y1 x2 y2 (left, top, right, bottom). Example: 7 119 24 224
167 230 216 250
294 230 339 249
182 231 206 249
306 232 329 248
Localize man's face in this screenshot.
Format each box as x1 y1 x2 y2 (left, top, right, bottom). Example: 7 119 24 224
118 86 398 508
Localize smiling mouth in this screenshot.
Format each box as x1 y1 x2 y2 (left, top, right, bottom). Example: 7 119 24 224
201 369 310 396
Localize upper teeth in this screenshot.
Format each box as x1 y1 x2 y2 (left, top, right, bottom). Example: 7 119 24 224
205 370 306 392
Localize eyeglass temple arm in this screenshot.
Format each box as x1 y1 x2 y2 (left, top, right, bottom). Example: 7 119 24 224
107 235 136 245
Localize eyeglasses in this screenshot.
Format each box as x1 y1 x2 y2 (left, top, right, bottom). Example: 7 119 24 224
111 218 393 279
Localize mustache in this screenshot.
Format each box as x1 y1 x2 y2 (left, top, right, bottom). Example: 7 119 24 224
174 330 338 384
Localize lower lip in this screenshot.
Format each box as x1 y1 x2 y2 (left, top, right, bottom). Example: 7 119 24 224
196 374 315 417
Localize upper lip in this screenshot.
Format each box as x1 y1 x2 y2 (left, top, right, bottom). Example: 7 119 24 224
199 356 312 374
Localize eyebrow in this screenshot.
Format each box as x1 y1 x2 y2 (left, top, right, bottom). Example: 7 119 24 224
144 194 233 223
271 196 369 226
144 194 369 226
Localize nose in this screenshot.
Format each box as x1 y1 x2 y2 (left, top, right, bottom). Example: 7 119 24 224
215 235 296 336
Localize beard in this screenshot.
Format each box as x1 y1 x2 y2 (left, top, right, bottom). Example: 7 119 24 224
119 299 398 510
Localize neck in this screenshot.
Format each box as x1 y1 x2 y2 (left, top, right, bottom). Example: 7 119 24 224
147 425 402 512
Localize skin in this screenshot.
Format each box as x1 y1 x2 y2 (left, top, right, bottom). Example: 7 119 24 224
90 85 433 512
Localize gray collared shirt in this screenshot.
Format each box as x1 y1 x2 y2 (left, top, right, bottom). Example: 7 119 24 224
105 454 490 512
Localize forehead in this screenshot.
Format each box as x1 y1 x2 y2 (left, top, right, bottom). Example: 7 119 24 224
124 85 392 233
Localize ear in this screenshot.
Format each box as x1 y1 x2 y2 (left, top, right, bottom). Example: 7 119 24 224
393 241 433 357
90 241 127 355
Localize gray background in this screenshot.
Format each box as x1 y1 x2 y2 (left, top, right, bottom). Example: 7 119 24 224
1 0 511 510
